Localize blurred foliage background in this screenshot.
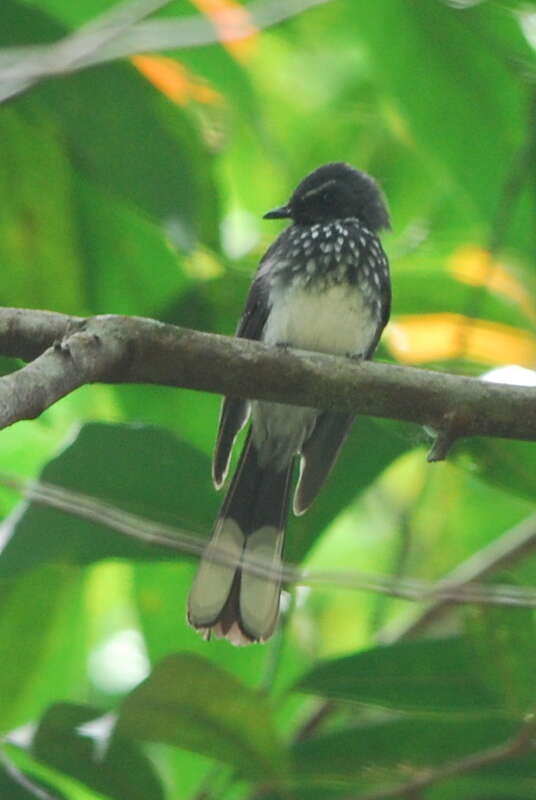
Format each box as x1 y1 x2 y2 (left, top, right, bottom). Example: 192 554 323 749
1 0 536 797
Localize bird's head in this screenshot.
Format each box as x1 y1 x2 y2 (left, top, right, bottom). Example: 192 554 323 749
263 162 390 231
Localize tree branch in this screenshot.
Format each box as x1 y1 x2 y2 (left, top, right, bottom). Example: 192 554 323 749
1 308 536 454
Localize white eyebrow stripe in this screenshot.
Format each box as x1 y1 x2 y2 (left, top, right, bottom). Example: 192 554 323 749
301 179 337 199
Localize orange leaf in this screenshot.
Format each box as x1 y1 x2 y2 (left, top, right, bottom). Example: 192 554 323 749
448 244 536 323
189 0 258 61
132 55 222 107
387 313 536 367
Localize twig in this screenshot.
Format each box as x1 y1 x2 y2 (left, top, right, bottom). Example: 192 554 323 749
1 308 536 447
0 0 175 101
2 473 536 610
378 509 536 643
0 746 60 800
0 0 336 103
343 713 536 800
368 485 420 633
294 700 336 742
294 504 536 745
4 445 536 800
426 421 459 462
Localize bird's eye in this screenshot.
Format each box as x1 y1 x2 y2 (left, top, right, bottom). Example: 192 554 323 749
320 191 330 203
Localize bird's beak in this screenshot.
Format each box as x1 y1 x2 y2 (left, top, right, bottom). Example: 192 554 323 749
263 204 291 220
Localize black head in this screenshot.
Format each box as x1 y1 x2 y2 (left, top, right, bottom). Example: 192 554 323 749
264 162 390 231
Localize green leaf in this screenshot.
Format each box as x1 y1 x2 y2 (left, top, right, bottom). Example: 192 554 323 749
427 774 536 800
19 0 117 27
0 417 65 518
0 756 68 800
460 439 536 505
260 788 345 800
292 716 520 784
0 414 411 577
132 561 268 685
295 635 498 713
3 744 110 800
287 418 412 563
2 0 220 250
464 599 536 714
401 458 534 581
394 269 535 331
0 105 86 313
0 566 85 733
35 63 219 249
339 1 531 222
117 653 286 780
75 177 190 317
0 423 218 577
32 703 164 800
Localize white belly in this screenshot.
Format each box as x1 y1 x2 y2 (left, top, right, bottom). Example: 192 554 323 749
252 279 375 469
263 280 376 357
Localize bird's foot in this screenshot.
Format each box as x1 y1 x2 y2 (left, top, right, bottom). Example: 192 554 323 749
346 350 366 361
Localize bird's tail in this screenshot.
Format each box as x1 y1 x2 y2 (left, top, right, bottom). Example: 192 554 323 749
187 432 293 645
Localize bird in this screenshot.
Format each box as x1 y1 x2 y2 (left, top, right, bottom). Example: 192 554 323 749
187 162 391 645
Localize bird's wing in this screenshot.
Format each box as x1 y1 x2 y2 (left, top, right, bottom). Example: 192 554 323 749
212 275 271 488
294 411 355 514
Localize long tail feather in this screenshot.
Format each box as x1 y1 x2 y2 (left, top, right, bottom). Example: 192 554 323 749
188 433 293 644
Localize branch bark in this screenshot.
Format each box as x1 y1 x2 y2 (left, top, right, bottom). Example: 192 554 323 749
1 308 536 453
